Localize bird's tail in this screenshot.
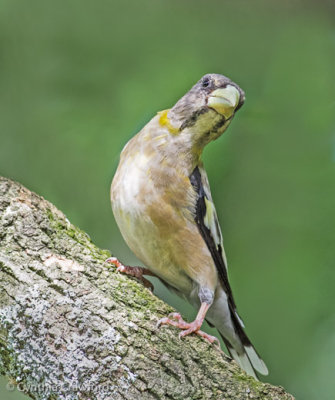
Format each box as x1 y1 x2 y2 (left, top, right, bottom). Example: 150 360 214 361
219 312 268 380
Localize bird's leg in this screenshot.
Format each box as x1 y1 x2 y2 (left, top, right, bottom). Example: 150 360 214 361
105 256 156 291
157 302 220 345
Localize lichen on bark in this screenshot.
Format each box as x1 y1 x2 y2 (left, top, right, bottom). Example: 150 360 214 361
0 177 294 400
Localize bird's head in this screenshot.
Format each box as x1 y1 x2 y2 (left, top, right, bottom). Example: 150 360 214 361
163 74 245 152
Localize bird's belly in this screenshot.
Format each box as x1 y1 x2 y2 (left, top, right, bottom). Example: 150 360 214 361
111 149 216 296
112 180 193 295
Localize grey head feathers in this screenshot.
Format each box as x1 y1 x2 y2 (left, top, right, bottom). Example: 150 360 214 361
169 73 245 129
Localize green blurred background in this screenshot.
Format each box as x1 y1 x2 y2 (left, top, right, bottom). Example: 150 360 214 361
0 0 334 398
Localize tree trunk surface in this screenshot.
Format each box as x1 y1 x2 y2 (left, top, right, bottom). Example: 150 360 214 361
0 177 294 400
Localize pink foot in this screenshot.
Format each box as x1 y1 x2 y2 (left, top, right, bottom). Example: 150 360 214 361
105 257 155 291
157 313 220 345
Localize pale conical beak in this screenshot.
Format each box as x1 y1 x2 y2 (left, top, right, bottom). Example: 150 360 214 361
207 85 240 118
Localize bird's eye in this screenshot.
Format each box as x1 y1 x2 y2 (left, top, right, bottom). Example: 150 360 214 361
202 77 210 88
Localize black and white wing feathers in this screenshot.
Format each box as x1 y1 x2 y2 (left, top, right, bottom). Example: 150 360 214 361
189 164 268 377
189 164 238 312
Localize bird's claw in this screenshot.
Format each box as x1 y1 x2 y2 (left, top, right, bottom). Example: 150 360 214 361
156 313 182 328
105 257 154 291
105 257 126 273
157 313 220 346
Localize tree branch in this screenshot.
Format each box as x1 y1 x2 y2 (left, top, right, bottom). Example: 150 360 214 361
0 177 294 400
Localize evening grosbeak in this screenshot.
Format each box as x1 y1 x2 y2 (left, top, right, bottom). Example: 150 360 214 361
110 73 268 379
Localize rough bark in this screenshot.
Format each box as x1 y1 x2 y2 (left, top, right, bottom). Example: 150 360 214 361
0 176 294 400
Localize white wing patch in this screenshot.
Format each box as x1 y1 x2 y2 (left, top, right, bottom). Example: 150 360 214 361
203 197 221 246
199 166 228 271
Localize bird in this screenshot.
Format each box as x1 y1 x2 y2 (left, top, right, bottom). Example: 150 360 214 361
109 73 268 379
